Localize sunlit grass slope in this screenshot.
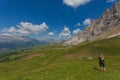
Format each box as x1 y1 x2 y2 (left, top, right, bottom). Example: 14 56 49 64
0 36 120 80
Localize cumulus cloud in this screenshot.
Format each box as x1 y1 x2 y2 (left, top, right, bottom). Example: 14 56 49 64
1 22 49 35
63 0 90 8
83 18 91 26
2 27 17 33
75 22 81 27
18 22 48 34
48 32 54 36
106 0 116 3
59 26 71 39
73 29 81 35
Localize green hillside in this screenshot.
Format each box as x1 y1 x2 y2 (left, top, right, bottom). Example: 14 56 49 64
0 36 120 80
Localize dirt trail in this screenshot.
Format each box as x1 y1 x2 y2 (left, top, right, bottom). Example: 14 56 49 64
25 53 46 60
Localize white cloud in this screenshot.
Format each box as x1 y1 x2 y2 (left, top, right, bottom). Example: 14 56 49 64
63 0 90 8
2 27 17 33
73 29 81 35
106 0 116 3
17 29 31 35
59 26 71 39
18 22 48 34
1 22 49 35
83 18 91 26
75 22 81 27
48 32 54 36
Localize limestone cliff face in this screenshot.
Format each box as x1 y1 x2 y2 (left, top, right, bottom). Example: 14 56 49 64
65 1 120 45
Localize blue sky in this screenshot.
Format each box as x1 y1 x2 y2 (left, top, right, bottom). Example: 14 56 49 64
0 0 118 40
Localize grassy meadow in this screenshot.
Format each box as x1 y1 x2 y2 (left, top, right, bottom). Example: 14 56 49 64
0 36 120 80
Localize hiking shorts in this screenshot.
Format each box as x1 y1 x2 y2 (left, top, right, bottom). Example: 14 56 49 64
99 60 105 67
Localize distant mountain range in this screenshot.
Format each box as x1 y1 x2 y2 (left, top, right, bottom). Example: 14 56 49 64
0 34 37 42
0 34 49 51
65 1 120 45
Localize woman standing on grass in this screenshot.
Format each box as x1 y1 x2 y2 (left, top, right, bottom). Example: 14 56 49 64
98 53 105 72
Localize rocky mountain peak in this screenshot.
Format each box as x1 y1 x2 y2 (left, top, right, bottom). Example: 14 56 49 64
65 1 120 45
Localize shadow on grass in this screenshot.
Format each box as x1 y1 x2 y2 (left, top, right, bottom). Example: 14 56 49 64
93 67 100 71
